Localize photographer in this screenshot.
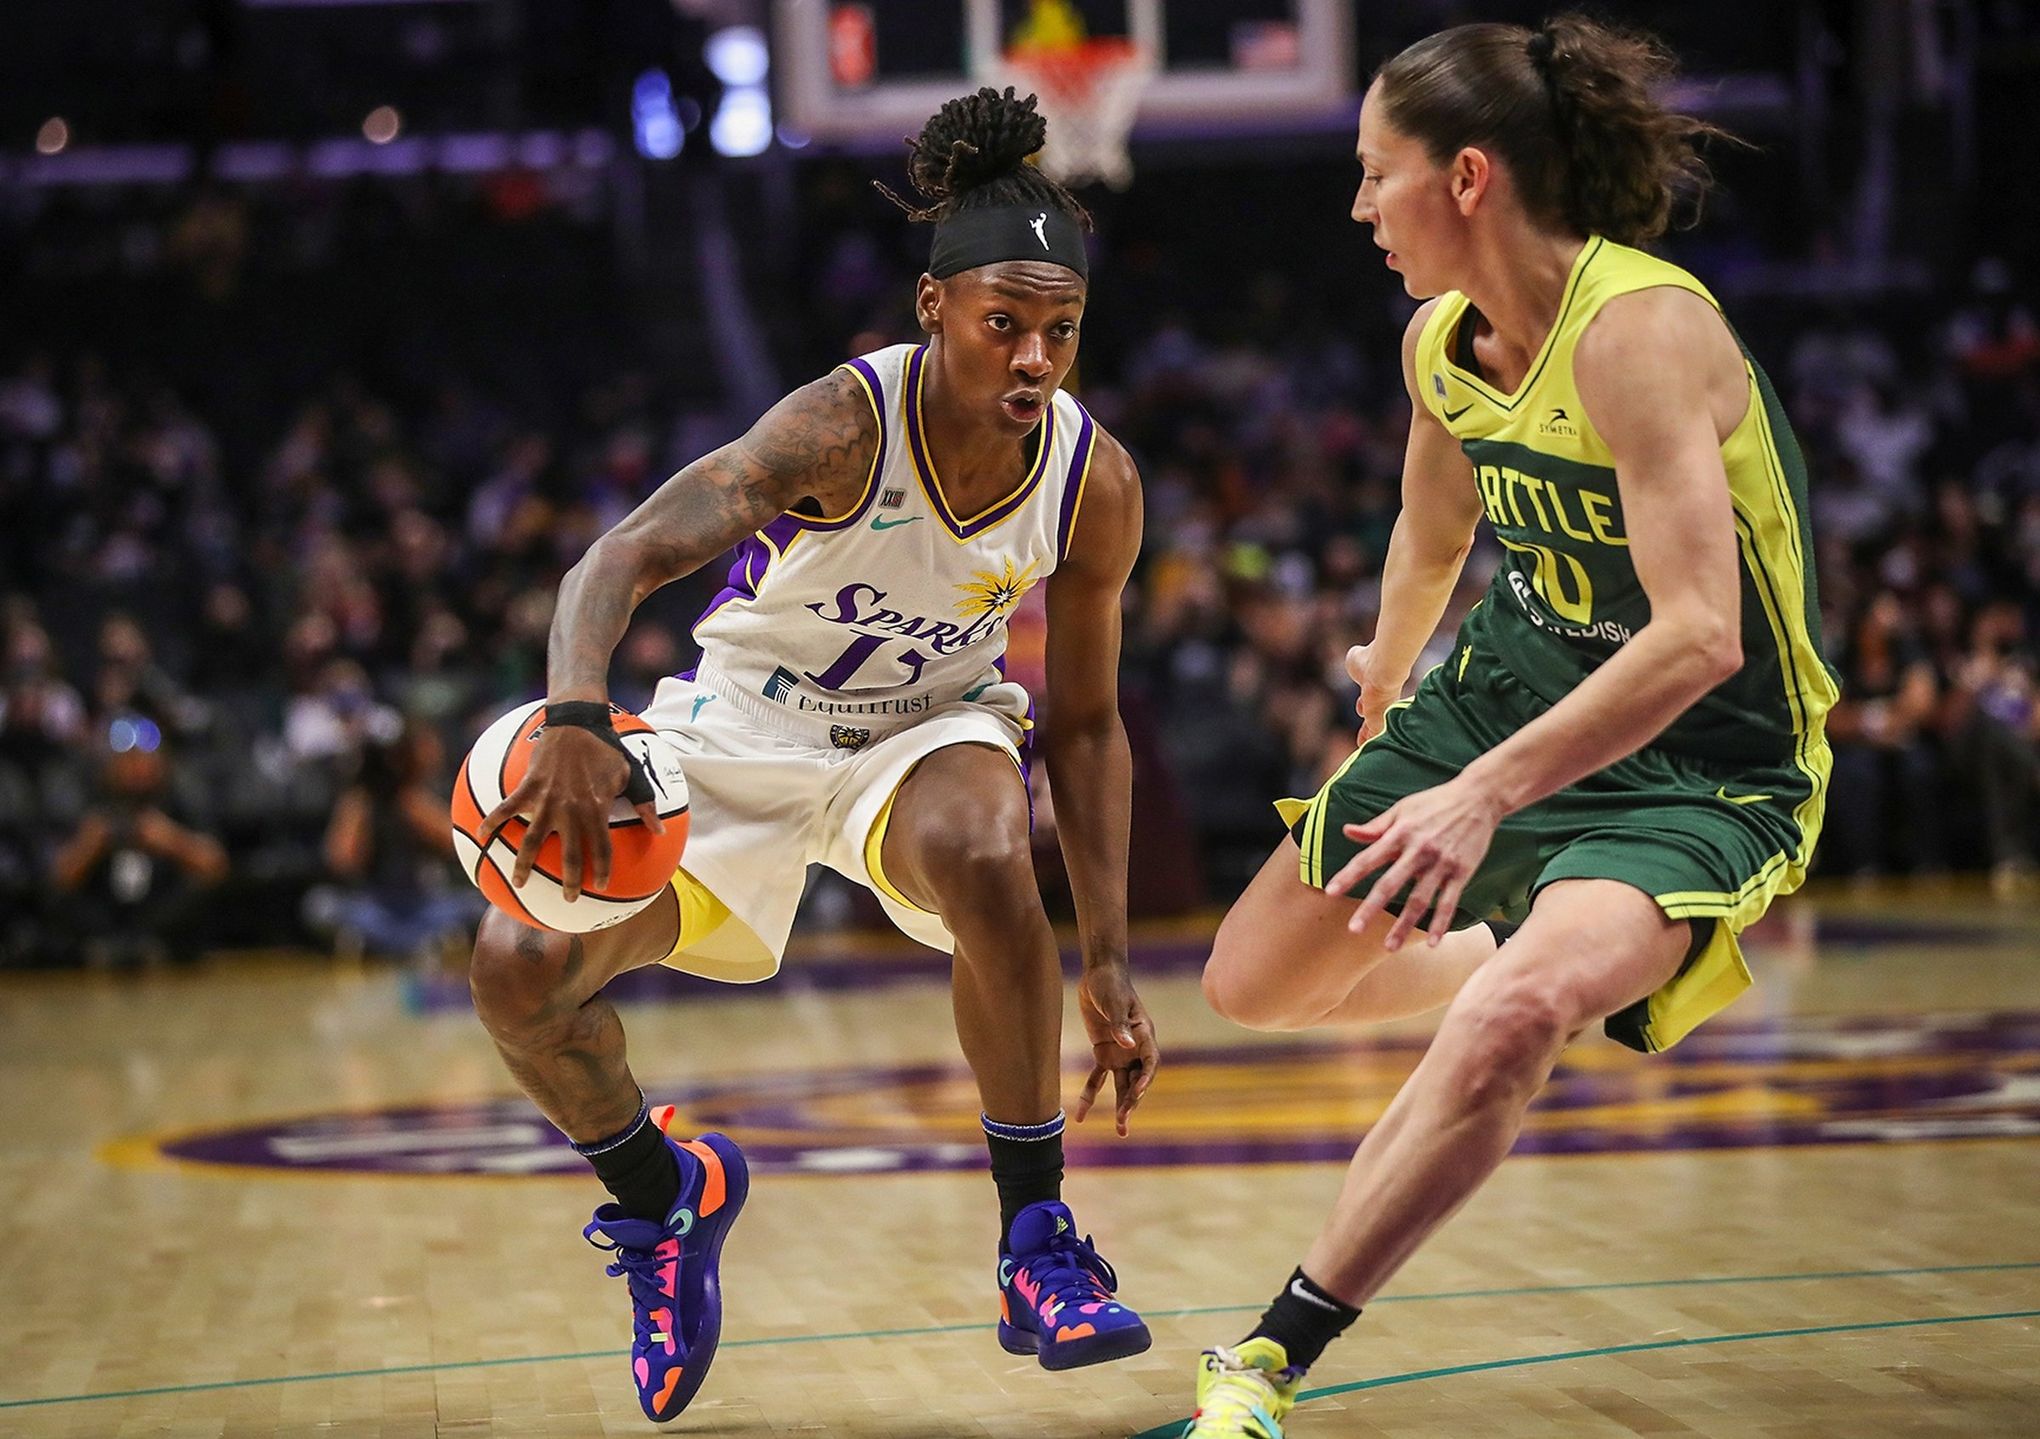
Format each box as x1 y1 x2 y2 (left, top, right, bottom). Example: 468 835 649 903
50 721 228 966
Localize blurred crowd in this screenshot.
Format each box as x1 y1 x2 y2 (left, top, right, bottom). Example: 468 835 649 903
3 171 2038 965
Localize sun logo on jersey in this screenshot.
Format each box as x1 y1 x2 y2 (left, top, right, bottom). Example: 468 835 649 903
953 556 1041 622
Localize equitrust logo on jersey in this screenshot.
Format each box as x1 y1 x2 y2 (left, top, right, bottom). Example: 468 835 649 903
1539 405 1579 438
764 666 799 703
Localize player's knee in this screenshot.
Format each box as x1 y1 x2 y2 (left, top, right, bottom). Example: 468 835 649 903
1450 970 1576 1098
916 813 1032 905
1200 958 1257 1027
1202 948 1310 1032
468 910 570 1035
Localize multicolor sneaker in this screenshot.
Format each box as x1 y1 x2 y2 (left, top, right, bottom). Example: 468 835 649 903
582 1108 748 1423
995 1200 1151 1370
1183 1337 1303 1438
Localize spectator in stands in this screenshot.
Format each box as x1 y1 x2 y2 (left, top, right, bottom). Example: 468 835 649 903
50 727 228 966
1943 600 2040 893
307 715 481 961
1825 591 1943 876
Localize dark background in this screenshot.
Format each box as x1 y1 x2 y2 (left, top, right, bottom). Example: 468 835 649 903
4 1 2037 965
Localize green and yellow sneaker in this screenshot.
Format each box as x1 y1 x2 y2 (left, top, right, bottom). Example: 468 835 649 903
1183 1337 1303 1438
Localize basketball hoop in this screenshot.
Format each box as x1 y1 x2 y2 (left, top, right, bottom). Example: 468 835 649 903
987 36 1153 190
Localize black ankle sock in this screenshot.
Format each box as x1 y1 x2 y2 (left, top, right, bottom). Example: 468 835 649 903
1245 1267 1361 1372
575 1099 683 1222
983 1112 1065 1249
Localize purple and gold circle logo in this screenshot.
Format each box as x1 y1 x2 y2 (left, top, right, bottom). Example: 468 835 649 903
125 1011 2040 1178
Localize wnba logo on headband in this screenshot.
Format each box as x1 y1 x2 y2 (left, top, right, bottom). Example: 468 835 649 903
930 205 1089 279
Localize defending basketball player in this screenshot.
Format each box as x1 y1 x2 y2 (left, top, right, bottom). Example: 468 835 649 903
1181 17 1837 1436
467 89 1158 1423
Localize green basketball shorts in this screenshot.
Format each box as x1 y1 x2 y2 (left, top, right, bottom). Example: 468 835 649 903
1279 647 1831 1053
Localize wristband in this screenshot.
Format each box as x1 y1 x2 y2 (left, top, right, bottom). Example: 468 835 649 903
542 701 655 806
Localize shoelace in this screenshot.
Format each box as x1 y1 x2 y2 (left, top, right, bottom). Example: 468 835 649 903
587 1234 684 1345
1018 1231 1119 1311
1193 1348 1291 1434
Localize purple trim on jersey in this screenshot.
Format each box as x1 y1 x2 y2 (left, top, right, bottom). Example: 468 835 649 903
784 357 889 532
694 357 892 632
758 508 804 553
904 345 1055 539
690 510 806 630
1054 402 1097 560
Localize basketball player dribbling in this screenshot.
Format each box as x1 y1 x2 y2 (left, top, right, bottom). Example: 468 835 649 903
1180 17 1838 1436
470 89 1158 1424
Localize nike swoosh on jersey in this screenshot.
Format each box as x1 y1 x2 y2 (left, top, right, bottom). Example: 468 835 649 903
1714 787 1773 805
870 515 923 530
1442 403 1474 423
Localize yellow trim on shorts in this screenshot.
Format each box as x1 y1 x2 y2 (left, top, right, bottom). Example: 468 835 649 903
862 784 935 916
1622 916 1753 1053
658 866 732 966
1622 760 1828 1054
863 746 1028 917
1282 696 1416 890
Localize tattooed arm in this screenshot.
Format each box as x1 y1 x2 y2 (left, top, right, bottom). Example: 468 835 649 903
547 368 879 701
483 369 878 900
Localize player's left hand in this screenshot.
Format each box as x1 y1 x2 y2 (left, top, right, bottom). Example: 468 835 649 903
1074 962 1159 1138
1326 777 1505 949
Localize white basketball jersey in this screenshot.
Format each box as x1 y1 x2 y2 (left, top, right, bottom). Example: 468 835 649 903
690 343 1098 723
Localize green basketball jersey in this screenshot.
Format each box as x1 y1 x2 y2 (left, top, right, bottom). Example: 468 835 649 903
1413 237 1839 767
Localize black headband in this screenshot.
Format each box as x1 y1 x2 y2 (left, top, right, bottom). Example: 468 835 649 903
929 204 1088 280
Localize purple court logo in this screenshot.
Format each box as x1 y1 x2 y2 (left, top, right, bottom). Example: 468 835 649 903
135 1011 2040 1178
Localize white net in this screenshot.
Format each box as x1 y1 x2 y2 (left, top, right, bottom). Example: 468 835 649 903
981 40 1154 190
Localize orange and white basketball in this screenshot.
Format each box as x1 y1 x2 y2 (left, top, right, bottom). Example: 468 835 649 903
448 699 689 933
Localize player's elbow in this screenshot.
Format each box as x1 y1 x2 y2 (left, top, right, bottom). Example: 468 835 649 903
1683 615 1742 683
1395 514 1475 572
575 532 664 605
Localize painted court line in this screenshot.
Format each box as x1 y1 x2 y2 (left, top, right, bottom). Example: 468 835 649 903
1128 1306 2040 1439
2 1261 2035 1411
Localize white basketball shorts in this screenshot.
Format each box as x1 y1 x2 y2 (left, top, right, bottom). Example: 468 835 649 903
638 660 1031 982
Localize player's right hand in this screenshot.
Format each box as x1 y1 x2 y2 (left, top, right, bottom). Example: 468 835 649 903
481 725 653 902
1345 644 1406 748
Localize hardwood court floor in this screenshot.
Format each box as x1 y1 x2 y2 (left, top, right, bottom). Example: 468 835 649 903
2 885 2037 1437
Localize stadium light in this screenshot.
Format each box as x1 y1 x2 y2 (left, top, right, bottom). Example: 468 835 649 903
709 87 772 158
36 117 70 155
108 716 162 754
704 26 769 87
632 69 683 160
363 106 402 144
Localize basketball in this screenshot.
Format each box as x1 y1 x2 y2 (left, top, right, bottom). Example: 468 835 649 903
448 699 690 933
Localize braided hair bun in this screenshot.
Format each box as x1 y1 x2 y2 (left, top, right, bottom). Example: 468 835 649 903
879 86 1091 227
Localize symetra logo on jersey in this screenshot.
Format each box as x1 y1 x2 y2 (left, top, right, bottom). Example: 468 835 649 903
1538 405 1579 438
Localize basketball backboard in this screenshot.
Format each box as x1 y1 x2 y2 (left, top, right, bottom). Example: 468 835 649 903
774 0 1354 146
